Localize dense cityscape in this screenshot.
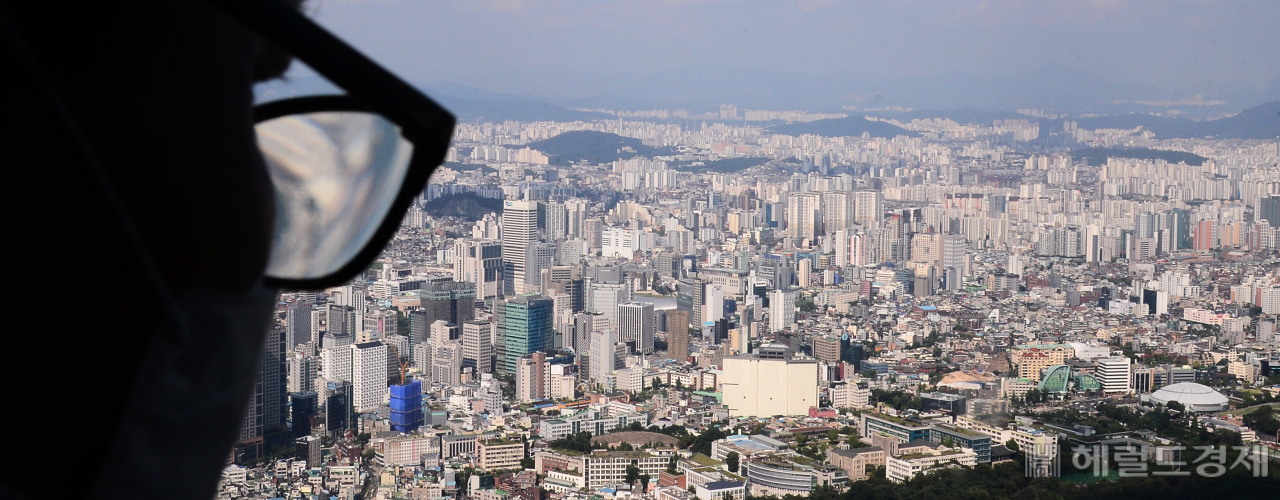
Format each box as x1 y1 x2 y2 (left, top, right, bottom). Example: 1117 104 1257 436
220 103 1280 499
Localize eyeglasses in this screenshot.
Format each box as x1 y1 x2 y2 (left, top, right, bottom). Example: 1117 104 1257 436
210 0 456 290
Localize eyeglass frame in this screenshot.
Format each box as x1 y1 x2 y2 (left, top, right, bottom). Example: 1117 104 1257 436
208 0 457 290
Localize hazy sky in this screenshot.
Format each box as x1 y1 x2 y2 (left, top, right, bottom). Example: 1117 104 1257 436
306 0 1279 101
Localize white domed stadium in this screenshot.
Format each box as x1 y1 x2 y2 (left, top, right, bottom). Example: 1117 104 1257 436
1148 382 1230 413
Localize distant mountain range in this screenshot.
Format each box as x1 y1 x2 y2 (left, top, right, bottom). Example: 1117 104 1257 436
257 74 1278 140
871 101 1280 140
1070 148 1209 166
767 117 920 139
525 131 674 165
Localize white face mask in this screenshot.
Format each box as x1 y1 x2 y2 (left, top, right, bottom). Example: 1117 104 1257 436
86 284 278 499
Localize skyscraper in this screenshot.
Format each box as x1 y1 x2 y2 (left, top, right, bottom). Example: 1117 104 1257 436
588 329 620 383
236 324 289 463
286 300 313 350
351 341 389 412
618 302 656 353
666 309 691 363
495 294 554 376
416 281 476 340
542 201 568 241
461 319 493 375
502 200 539 294
1261 195 1280 228
584 218 604 251
768 288 798 332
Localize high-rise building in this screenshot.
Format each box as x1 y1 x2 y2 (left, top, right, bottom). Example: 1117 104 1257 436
566 199 589 238
853 190 882 225
430 341 463 386
584 218 604 251
822 191 852 234
1096 357 1132 394
524 242 557 290
721 346 819 417
1193 219 1216 251
542 201 568 241
461 320 493 375
502 200 539 294
666 309 690 363
768 288 798 332
351 341 389 412
1260 195 1280 228
237 325 289 463
286 301 313 350
515 352 547 403
389 380 423 433
495 294 554 376
618 302 656 353
455 240 504 302
786 192 822 242
588 329 621 383
419 282 477 341
588 281 632 329
813 335 841 364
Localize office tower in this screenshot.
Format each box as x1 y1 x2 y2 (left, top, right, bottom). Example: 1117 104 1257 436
431 341 463 386
495 294 554 376
813 335 841 364
1168 209 1192 250
542 201 568 241
326 303 347 337
584 218 604 251
417 281 476 338
911 232 941 265
389 380 423 433
546 274 585 314
287 351 318 394
431 320 460 345
320 340 353 382
237 325 289 462
1261 195 1280 228
588 329 620 383
323 380 354 438
822 191 852 234
286 301 313 350
455 240 504 302
1096 357 1132 394
667 309 690 362
290 391 319 439
757 254 793 289
588 281 632 329
786 192 821 241
768 288 798 332
572 311 603 354
515 352 547 403
462 320 494 375
502 199 539 294
677 278 704 328
351 341 389 412
618 302 656 353
853 190 882 225
524 242 557 290
408 310 430 365
940 233 966 279
703 284 725 328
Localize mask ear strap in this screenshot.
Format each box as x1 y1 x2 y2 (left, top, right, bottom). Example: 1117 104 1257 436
0 3 175 309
